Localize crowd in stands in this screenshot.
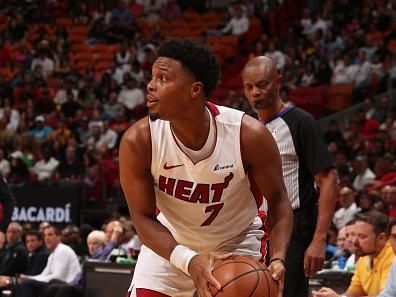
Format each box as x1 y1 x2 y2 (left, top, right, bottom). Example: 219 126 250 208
0 218 141 297
0 0 394 199
0 0 395 295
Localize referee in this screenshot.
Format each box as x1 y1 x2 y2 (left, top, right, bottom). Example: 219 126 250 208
242 56 338 297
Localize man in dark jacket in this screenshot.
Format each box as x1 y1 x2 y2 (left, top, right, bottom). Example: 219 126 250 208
0 222 28 276
25 230 49 275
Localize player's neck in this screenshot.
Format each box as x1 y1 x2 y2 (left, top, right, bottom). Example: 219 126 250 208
257 99 285 123
170 105 210 150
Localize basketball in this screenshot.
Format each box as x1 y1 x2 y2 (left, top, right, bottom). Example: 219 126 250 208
209 255 279 297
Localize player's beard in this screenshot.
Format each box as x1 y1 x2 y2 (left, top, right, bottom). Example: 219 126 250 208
149 112 159 121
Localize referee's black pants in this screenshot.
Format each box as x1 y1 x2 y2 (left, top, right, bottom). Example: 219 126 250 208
283 202 317 297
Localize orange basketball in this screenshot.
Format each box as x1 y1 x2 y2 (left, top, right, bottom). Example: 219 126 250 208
209 255 279 297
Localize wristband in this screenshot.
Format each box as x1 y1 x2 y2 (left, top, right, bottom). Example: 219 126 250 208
270 257 286 266
170 245 198 276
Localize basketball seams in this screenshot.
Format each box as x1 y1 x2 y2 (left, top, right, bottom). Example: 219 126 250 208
212 268 266 296
210 256 277 297
248 268 260 297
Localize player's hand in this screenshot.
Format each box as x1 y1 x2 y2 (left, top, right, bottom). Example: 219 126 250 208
268 258 285 282
188 252 232 297
268 259 285 297
304 238 326 277
312 287 340 297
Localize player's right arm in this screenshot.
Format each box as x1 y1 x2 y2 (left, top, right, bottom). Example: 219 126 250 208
119 117 178 260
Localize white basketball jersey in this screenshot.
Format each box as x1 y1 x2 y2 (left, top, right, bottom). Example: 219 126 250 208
150 103 264 253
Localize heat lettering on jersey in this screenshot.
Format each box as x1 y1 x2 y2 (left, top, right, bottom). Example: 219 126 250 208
158 173 234 203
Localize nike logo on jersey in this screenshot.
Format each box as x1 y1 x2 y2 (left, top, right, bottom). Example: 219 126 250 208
163 162 184 170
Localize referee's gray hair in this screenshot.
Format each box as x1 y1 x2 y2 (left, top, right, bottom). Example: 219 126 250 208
87 230 106 244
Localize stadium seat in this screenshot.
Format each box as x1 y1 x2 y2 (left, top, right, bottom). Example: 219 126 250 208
325 84 353 112
55 17 73 27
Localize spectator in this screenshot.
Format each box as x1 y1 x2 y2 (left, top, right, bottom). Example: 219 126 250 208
343 220 358 272
382 185 396 219
356 190 375 213
92 220 124 261
87 121 118 151
111 0 133 26
56 146 84 180
313 211 394 297
30 49 55 79
378 218 396 297
352 155 376 191
34 230 107 297
325 226 349 270
117 78 145 112
61 225 88 260
15 225 81 297
332 54 358 85
30 146 59 181
264 42 286 71
115 43 132 68
221 4 249 36
0 222 28 276
102 91 125 121
0 104 20 133
30 116 53 144
120 219 141 259
24 230 49 276
333 186 361 229
0 149 10 178
60 92 82 119
160 0 182 21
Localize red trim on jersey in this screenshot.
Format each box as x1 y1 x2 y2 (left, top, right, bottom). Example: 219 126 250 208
258 210 268 263
248 171 267 261
169 105 218 165
206 101 220 117
136 288 171 297
247 171 263 209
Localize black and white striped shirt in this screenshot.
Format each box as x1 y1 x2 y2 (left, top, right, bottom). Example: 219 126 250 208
265 106 333 210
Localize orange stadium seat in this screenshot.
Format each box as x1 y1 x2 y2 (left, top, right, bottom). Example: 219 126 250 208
388 40 396 54
183 11 201 22
55 17 73 27
94 61 113 73
325 84 353 112
46 78 61 89
110 44 121 54
69 34 87 44
68 25 89 36
0 67 13 80
93 52 114 63
71 43 90 53
72 52 92 63
90 44 111 54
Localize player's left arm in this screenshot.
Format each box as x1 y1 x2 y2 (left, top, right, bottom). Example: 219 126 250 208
241 115 293 281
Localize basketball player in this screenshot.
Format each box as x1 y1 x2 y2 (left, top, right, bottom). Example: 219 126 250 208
119 39 293 297
242 56 338 297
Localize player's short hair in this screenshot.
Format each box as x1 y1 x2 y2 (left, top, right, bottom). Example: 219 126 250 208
157 38 220 97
